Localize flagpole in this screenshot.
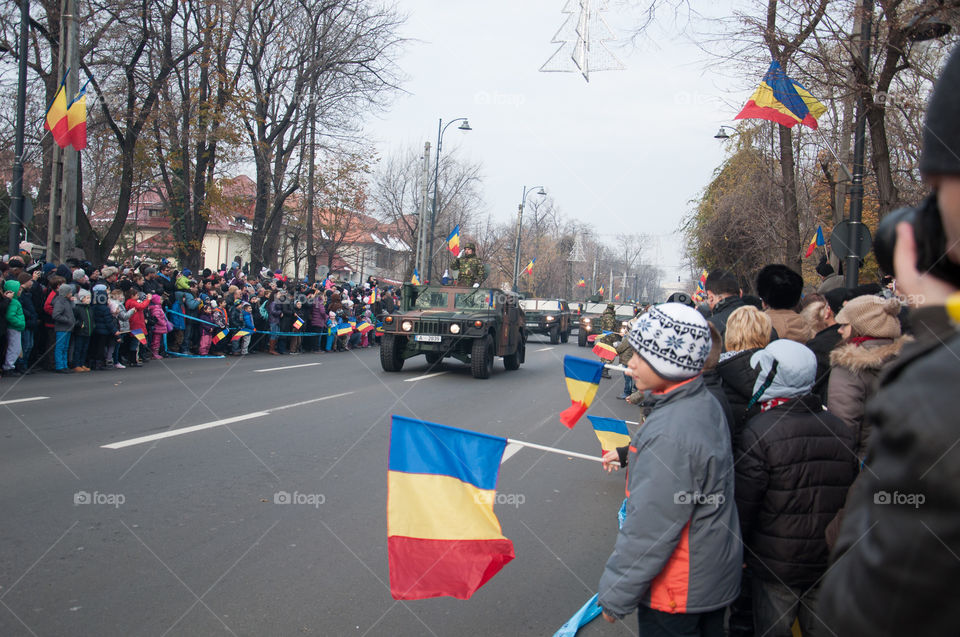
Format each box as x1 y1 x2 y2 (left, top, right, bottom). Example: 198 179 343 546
505 439 605 463
813 128 853 182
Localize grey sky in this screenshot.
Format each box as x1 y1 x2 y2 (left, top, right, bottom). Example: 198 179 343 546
363 0 743 285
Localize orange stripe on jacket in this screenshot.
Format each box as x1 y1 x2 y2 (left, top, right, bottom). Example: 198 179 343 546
647 522 691 613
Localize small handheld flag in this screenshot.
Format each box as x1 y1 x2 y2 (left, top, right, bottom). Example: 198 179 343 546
447 225 461 257
586 416 632 454
736 60 827 130
592 340 617 362
411 268 421 285
560 356 604 428
293 316 304 330
804 226 826 258
212 330 228 344
388 415 514 600
357 321 375 334
131 329 147 345
524 258 536 275
336 323 353 337
231 330 251 341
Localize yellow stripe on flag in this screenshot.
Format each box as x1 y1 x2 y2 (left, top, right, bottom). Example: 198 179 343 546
564 377 599 406
387 472 506 541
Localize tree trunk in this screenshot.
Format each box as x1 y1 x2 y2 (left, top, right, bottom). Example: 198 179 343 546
778 125 803 273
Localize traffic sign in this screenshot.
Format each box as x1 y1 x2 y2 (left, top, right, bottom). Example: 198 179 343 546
831 221 873 260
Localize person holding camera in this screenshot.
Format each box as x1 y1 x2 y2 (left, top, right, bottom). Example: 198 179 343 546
819 46 960 635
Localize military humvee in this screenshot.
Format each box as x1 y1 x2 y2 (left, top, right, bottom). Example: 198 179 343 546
519 298 573 344
379 284 526 379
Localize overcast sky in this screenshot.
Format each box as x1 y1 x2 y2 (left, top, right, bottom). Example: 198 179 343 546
363 0 744 285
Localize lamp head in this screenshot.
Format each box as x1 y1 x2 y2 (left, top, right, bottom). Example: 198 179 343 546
714 128 731 140
536 187 546 196
458 119 472 131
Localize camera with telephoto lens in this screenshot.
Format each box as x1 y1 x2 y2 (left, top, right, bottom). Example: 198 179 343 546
875 193 960 287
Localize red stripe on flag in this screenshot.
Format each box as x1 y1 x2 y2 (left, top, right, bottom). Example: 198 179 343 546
388 536 514 600
559 401 588 429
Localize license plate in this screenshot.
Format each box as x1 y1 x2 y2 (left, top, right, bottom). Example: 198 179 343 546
415 335 442 342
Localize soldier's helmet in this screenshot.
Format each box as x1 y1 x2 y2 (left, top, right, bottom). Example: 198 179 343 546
606 303 615 310
463 242 476 252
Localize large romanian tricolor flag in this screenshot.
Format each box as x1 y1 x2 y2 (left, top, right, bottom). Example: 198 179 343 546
524 258 536 275
411 268 421 285
66 80 89 151
586 416 632 454
736 61 827 130
387 415 515 600
560 356 604 428
577 277 586 288
447 225 461 257
44 72 70 148
592 340 617 362
131 329 147 345
804 225 826 258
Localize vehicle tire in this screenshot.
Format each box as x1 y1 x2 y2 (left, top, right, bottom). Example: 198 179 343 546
577 330 588 347
471 335 494 379
549 326 560 344
425 351 443 365
380 334 405 372
503 333 523 370
560 328 570 344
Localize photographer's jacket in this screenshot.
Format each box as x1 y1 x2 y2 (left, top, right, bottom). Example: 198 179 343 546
598 376 742 618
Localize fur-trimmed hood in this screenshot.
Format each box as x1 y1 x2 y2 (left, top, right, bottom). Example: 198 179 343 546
829 336 912 374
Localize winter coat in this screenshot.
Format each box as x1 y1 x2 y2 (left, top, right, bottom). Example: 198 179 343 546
52 293 75 332
598 376 742 618
125 296 151 333
147 296 169 334
228 302 244 329
715 348 763 437
242 310 255 331
43 289 58 329
735 393 858 589
169 298 186 330
703 369 734 437
805 324 843 403
110 300 135 334
827 336 908 459
92 298 117 335
268 299 283 323
766 308 810 343
707 295 745 346
73 303 94 337
819 306 960 636
615 337 633 366
310 299 327 328
20 286 37 329
4 280 25 332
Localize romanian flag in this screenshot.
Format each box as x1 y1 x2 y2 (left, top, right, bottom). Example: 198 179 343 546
387 415 514 600
357 321 375 334
560 356 604 428
131 329 147 345
804 225 826 258
44 72 70 148
523 258 536 275
212 330 228 344
447 225 461 257
411 268 421 285
614 293 621 301
336 323 353 337
66 79 89 151
231 330 251 341
577 277 586 288
293 316 304 330
736 60 827 130
369 287 378 304
597 285 604 296
592 340 617 362
586 416 632 454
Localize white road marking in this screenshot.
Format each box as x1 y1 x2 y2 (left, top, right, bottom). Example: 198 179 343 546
403 371 448 382
501 442 524 464
0 396 49 406
102 391 355 450
252 362 322 373
535 347 555 352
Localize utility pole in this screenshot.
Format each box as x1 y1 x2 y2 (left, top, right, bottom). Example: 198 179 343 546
845 0 873 288
415 142 431 279
8 0 29 256
608 269 613 303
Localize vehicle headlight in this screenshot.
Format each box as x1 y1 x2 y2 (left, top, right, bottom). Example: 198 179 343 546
583 318 591 324
545 315 554 322
449 323 461 334
401 320 414 332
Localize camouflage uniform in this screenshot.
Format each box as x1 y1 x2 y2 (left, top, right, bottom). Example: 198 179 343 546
598 304 619 377
451 243 485 287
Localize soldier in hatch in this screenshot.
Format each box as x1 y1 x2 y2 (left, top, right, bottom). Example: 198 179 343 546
451 243 485 287
598 303 619 378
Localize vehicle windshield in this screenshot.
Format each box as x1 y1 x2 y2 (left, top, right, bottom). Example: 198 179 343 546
615 304 636 318
412 289 449 310
455 290 496 309
583 303 606 314
520 299 560 312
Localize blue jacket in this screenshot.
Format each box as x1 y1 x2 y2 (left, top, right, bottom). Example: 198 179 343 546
242 311 255 331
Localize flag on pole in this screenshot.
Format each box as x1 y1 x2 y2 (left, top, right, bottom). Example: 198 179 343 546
577 277 586 288
586 416 632 454
131 329 147 345
66 79 90 151
387 415 514 600
735 60 827 130
592 340 617 362
524 258 536 275
212 330 228 344
804 226 826 258
411 268 421 285
369 287 378 304
560 356 604 428
614 293 621 301
44 71 70 148
447 225 461 257
293 316 304 330
231 330 251 341
597 285 604 296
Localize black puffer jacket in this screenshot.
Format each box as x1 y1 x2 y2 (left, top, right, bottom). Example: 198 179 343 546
708 295 745 344
735 394 857 588
805 324 842 404
715 349 762 437
819 307 960 635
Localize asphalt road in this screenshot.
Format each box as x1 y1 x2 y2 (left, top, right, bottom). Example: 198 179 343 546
0 334 645 637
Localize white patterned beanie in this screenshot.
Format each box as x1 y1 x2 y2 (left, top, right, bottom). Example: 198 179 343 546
628 303 711 380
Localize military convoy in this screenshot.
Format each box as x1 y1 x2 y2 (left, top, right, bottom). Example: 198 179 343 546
379 284 526 379
519 298 573 344
577 303 638 347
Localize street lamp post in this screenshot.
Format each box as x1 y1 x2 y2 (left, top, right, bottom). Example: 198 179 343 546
512 185 546 292
426 117 471 283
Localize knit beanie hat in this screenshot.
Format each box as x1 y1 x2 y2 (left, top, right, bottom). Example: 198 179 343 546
835 295 902 339
55 264 71 279
920 45 960 175
628 302 711 381
101 266 118 279
77 288 91 302
73 268 87 282
58 283 75 297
